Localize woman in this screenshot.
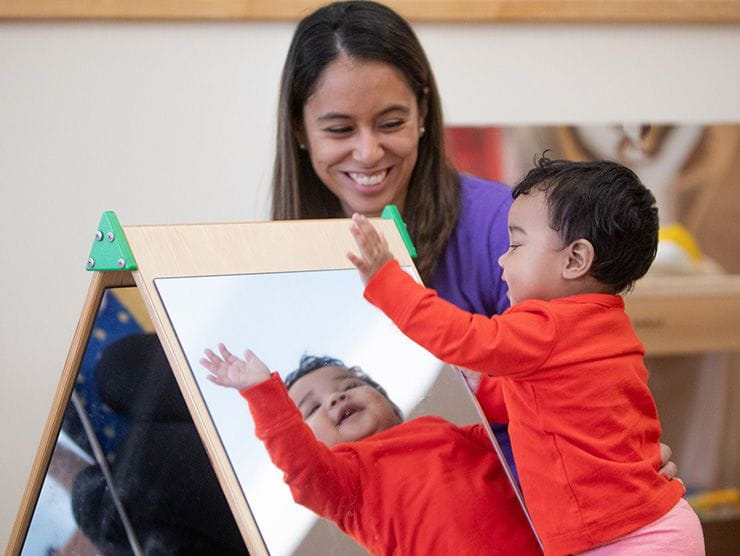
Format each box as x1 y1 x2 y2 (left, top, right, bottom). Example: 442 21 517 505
269 0 678 484
271 0 509 320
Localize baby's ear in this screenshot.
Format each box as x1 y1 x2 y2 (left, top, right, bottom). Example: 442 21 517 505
562 239 594 280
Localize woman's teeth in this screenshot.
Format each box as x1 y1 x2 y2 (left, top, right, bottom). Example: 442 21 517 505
349 171 387 186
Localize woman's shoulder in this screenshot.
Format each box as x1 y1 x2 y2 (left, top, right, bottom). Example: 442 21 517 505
457 173 512 224
459 173 512 201
452 173 512 232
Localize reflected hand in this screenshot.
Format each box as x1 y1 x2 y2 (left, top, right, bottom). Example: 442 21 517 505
347 213 394 285
200 343 271 391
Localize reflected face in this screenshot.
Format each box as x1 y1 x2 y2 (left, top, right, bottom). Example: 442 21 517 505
288 366 403 447
497 190 568 306
301 55 425 217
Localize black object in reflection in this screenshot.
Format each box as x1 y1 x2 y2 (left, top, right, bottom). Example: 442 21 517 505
70 333 248 555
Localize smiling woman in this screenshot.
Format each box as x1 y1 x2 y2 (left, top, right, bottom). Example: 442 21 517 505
271 1 465 287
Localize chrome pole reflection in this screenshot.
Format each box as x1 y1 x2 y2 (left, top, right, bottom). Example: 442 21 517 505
71 391 143 556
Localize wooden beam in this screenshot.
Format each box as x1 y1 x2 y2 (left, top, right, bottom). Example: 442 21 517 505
1 1 739 23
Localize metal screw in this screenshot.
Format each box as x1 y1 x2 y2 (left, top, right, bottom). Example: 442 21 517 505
95 230 103 241
117 258 126 269
107 231 115 242
87 258 95 269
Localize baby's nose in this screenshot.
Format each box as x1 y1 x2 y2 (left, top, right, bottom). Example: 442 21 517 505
330 392 348 407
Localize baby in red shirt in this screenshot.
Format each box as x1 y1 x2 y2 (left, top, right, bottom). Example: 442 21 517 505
201 346 542 555
348 156 704 555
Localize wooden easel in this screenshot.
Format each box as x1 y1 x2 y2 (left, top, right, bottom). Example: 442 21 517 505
7 211 496 556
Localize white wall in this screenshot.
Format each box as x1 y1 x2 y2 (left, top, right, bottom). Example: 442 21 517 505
1 20 739 550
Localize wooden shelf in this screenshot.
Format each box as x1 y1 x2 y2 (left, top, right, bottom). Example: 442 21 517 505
624 274 740 356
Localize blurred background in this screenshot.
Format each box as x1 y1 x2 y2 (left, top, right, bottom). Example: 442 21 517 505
2 2 739 552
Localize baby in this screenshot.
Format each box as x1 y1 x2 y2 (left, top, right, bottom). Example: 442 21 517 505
201 346 541 555
348 156 704 555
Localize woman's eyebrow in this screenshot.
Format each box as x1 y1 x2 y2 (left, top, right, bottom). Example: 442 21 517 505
317 112 351 122
316 104 411 122
377 104 410 117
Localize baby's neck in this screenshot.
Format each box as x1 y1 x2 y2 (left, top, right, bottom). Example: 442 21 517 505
558 277 614 299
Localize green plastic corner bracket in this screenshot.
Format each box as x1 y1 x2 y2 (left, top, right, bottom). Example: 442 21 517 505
381 205 417 259
86 211 137 271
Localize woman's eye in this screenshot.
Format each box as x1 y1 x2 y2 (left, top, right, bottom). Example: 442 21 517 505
380 119 404 131
325 125 353 134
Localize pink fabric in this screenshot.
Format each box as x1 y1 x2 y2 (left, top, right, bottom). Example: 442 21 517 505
578 498 704 555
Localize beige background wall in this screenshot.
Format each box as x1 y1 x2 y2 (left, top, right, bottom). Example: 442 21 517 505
1 20 739 550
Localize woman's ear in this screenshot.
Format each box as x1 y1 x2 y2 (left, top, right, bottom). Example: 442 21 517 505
562 239 595 280
293 125 308 151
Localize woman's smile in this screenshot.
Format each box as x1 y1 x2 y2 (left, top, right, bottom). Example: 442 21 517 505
346 169 389 188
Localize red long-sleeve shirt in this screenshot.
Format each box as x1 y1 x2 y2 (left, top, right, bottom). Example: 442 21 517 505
364 260 684 555
242 373 541 556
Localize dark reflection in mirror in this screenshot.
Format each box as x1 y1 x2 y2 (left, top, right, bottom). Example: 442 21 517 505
21 287 247 555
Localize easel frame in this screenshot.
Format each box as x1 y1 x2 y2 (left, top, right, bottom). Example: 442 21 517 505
8 213 497 555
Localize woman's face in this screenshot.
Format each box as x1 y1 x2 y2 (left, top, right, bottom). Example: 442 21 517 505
301 55 425 217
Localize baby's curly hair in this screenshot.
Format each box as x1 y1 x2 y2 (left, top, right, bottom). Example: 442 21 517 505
512 155 659 293
285 354 402 419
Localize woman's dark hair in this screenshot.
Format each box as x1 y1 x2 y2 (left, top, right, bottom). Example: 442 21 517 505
284 354 402 418
271 0 460 283
512 156 659 293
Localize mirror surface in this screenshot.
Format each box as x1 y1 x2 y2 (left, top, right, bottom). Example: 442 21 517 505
20 287 247 555
155 267 481 555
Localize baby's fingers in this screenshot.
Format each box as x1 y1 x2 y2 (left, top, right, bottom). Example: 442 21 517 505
200 349 223 371
218 342 239 364
347 249 366 269
351 214 387 256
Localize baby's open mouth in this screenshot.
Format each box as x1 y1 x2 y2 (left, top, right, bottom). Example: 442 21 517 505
336 405 362 426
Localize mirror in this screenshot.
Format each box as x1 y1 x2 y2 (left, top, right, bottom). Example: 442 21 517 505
19 286 248 555
154 266 482 555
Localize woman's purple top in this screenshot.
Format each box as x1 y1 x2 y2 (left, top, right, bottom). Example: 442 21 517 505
429 173 519 481
430 173 512 317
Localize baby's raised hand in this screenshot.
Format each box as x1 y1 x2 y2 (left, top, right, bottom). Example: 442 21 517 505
347 213 394 285
200 343 271 391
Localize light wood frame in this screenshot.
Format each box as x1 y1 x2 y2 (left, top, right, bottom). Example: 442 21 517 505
2 1 739 23
7 217 427 556
7 270 136 554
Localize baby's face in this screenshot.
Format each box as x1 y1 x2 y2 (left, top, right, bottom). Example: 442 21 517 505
498 189 570 305
288 366 402 447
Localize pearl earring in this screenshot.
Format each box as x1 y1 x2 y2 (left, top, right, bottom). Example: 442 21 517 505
420 127 426 136
299 143 307 150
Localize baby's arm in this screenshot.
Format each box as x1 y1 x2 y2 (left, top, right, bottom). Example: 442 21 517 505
199 348 361 521
347 213 394 285
200 343 271 390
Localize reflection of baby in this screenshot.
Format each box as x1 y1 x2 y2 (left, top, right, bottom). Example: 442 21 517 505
200 345 541 555
348 157 705 555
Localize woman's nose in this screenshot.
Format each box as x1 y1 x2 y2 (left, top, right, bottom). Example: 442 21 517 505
353 130 383 165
